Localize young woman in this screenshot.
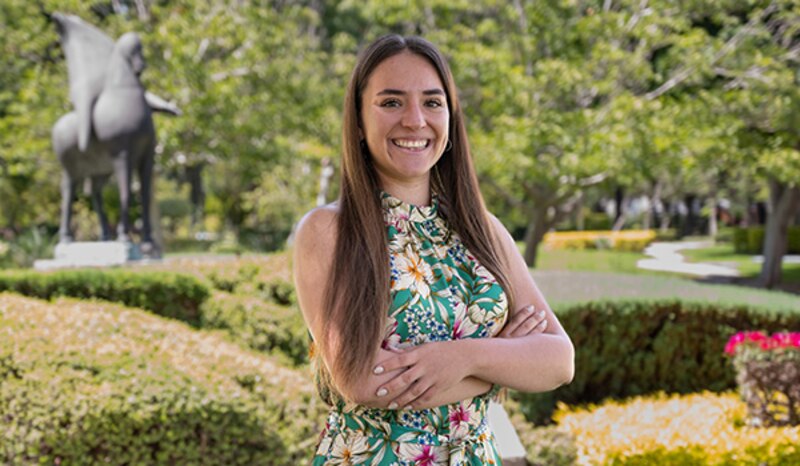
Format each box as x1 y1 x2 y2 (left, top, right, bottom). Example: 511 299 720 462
294 34 574 465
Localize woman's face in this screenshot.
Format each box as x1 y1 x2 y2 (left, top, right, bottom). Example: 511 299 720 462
360 51 450 189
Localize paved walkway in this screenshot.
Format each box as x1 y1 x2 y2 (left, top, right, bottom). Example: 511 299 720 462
637 241 739 277
637 241 800 277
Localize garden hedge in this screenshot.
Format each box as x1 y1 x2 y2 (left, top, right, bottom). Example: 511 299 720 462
200 290 308 366
516 299 800 423
543 230 657 252
0 293 326 465
733 226 800 254
0 269 210 325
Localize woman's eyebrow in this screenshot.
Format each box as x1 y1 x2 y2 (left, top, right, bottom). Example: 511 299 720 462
376 88 445 96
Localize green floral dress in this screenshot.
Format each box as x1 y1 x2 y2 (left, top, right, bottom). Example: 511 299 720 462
312 192 509 466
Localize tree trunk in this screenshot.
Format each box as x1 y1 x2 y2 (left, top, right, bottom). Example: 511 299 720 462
186 163 205 230
759 179 800 288
523 205 550 268
707 197 718 238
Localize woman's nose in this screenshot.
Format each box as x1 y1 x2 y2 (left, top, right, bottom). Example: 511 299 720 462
401 102 426 129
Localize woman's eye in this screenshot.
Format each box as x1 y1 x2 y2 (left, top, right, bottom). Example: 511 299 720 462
426 99 444 108
380 99 401 107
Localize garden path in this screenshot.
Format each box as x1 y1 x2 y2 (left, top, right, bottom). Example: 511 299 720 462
637 241 740 277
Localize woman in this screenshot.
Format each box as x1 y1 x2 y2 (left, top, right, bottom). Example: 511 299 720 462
294 34 574 465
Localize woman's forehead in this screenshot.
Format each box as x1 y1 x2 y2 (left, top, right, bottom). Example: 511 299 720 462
364 52 445 95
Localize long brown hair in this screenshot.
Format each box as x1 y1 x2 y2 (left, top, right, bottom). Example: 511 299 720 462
320 34 514 401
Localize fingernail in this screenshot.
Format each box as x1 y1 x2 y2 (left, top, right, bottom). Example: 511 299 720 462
376 388 388 397
537 310 546 318
403 404 412 410
388 402 398 409
373 365 384 375
526 306 535 313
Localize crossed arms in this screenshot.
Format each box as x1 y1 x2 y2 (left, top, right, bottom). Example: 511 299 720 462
293 206 574 410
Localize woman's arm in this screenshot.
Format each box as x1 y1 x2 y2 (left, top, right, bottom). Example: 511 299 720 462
372 215 575 409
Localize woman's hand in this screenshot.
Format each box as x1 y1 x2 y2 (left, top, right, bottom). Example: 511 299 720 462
497 304 548 338
369 340 470 410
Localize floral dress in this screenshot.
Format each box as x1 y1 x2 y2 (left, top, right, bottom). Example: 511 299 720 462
312 192 509 466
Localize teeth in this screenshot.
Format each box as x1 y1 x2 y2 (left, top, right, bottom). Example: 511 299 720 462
393 139 428 149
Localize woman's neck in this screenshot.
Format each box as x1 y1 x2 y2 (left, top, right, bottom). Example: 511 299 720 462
379 176 431 206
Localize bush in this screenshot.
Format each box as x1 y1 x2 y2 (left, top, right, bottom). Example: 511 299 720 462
163 237 215 253
149 253 292 293
0 293 326 465
0 269 210 326
733 226 800 254
726 331 800 427
515 299 800 424
553 391 800 465
543 230 657 253
200 291 308 366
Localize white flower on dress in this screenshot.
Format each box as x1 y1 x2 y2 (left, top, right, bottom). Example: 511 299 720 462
328 432 370 465
394 246 433 298
396 443 448 466
448 401 478 440
452 306 479 340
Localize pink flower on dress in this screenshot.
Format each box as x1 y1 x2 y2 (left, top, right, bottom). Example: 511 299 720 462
397 444 447 466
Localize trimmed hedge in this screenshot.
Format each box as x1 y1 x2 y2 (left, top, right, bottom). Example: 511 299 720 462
554 391 800 465
201 291 308 366
544 230 657 252
0 293 326 465
733 226 800 254
0 269 210 326
516 299 800 423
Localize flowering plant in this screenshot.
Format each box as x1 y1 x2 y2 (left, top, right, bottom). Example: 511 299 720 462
725 331 800 427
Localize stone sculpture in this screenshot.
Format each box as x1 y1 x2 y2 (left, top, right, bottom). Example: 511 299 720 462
51 12 179 255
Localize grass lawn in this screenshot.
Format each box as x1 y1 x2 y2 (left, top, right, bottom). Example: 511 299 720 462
533 248 645 274
681 243 800 284
526 244 799 310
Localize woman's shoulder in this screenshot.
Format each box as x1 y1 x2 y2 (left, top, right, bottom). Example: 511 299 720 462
294 203 340 252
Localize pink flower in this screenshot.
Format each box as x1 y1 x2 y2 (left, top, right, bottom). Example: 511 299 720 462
725 332 746 355
413 445 440 466
744 331 767 343
771 333 791 348
726 330 800 355
790 332 800 348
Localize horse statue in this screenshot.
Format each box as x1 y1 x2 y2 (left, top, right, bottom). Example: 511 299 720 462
51 12 179 255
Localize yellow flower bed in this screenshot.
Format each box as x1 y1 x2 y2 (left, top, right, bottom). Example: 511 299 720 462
554 392 800 465
543 230 657 252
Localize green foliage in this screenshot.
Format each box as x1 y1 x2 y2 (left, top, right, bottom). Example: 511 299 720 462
0 269 210 325
3 227 56 268
515 299 800 424
200 291 308 366
0 293 325 464
733 226 800 254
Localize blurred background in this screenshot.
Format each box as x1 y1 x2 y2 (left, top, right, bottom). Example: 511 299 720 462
1 1 799 464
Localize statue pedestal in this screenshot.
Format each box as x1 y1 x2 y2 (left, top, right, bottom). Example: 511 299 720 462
34 241 160 270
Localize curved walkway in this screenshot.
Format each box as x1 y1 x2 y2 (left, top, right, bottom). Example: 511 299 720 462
637 241 739 277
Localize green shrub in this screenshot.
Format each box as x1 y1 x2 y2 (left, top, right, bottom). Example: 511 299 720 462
164 237 215 253
201 291 308 366
733 226 800 254
0 293 325 465
0 269 210 325
515 299 800 424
